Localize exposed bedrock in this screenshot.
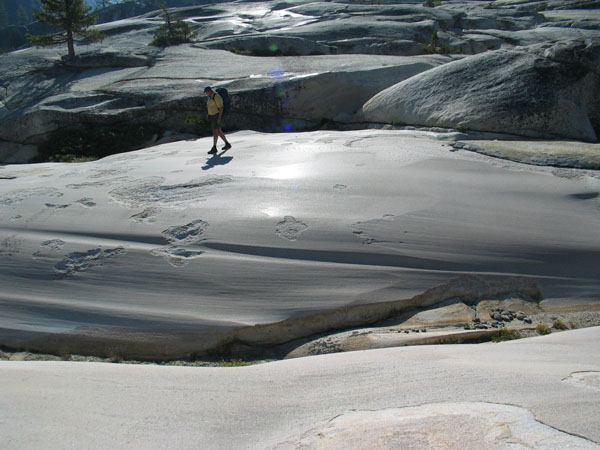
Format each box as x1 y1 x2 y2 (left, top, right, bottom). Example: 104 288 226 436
3 0 600 162
0 51 450 161
362 38 600 142
2 275 542 361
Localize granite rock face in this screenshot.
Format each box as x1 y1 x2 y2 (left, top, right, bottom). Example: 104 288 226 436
362 38 600 141
1 0 600 162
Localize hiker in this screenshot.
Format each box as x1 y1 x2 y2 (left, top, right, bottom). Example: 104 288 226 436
204 86 231 155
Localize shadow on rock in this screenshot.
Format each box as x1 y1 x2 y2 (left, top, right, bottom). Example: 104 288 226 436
202 150 233 170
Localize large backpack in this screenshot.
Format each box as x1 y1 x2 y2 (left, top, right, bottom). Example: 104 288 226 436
215 87 232 115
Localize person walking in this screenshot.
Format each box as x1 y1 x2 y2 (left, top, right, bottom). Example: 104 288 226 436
204 86 231 154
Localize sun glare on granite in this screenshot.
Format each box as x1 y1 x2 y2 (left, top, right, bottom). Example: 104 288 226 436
260 206 282 218
266 164 305 180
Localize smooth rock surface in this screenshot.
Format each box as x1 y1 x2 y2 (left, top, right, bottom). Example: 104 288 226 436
362 39 600 141
1 326 599 449
1 129 599 359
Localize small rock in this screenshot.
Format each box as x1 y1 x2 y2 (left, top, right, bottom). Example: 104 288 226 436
473 318 481 323
524 317 533 324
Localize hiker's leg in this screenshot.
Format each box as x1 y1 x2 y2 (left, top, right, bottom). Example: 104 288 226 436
212 128 219 146
217 128 229 145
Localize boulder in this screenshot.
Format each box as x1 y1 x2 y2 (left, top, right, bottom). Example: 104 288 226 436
361 38 600 141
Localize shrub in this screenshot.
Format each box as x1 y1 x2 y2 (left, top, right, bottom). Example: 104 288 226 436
220 358 252 367
552 319 568 330
536 324 551 335
491 328 521 343
150 3 197 47
421 31 463 55
185 113 208 127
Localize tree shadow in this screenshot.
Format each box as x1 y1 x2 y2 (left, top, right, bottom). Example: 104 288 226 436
202 149 233 170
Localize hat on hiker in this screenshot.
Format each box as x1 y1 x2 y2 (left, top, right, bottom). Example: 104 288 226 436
203 86 212 93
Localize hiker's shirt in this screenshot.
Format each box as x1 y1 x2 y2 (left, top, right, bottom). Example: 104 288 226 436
207 93 224 116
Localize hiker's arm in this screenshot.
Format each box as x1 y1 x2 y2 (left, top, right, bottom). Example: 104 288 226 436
218 106 223 123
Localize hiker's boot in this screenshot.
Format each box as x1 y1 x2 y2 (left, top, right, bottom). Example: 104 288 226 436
222 142 232 150
208 146 217 154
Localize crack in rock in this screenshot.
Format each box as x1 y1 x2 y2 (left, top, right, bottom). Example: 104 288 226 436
276 216 308 241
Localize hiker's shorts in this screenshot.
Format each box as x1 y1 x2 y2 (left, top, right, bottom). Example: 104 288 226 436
209 114 223 130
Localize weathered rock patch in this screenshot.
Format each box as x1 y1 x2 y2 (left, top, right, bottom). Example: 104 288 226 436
275 402 600 450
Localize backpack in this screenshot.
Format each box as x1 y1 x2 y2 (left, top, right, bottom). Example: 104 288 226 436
215 87 232 115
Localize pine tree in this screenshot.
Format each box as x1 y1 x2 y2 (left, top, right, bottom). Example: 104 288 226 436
27 0 106 59
150 3 197 47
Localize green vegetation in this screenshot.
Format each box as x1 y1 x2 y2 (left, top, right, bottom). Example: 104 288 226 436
491 328 520 343
552 319 568 330
536 323 551 335
219 358 253 367
422 31 464 55
27 0 106 60
184 113 205 125
150 3 197 47
33 124 157 163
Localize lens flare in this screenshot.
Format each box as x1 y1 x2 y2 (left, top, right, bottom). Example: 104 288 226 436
268 67 285 80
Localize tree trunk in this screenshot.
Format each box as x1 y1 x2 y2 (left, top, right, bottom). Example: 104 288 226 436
67 28 75 59
66 0 75 59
